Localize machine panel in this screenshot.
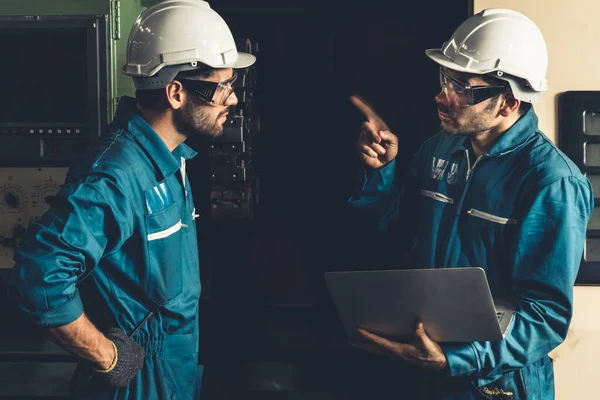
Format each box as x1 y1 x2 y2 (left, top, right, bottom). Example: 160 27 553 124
0 167 67 269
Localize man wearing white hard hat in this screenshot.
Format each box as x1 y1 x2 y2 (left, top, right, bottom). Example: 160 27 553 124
9 1 254 399
348 9 592 399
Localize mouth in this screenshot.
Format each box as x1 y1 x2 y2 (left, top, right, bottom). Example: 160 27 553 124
438 111 452 122
218 112 229 122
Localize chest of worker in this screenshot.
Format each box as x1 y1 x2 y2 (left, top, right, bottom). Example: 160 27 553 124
417 146 530 238
125 162 199 306
140 166 197 235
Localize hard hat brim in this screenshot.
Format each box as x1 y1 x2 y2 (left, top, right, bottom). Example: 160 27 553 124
225 52 256 69
424 49 476 74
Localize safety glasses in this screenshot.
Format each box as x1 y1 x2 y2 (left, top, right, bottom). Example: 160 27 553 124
178 70 238 106
439 68 509 108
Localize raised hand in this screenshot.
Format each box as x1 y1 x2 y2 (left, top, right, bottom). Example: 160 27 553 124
351 95 399 169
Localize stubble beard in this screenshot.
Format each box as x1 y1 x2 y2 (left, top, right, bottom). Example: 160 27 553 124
176 96 228 139
440 98 499 137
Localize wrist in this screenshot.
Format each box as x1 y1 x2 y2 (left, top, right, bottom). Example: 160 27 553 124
93 339 117 372
436 358 449 372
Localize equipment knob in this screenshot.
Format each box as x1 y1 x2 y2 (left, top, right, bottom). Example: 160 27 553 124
4 192 19 209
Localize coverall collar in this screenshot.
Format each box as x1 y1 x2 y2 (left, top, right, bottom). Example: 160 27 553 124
450 106 540 157
114 96 197 179
484 106 539 157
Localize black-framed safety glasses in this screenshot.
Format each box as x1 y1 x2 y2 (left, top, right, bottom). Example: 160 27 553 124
178 69 238 106
439 68 509 108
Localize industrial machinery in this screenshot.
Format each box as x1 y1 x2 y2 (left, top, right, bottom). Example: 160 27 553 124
0 10 113 399
0 13 111 269
207 37 260 220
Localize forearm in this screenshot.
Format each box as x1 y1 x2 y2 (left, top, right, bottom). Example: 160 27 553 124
46 312 115 370
442 292 570 383
349 160 397 207
349 160 411 230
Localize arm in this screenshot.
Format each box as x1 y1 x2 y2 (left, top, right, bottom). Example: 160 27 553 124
441 176 594 384
349 160 420 234
349 159 398 217
348 94 411 232
347 97 433 234
48 313 115 370
9 175 133 362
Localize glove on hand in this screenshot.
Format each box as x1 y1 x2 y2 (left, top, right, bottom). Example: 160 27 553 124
93 327 145 388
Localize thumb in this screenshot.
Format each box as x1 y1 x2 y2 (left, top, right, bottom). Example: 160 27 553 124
414 322 429 342
378 130 397 144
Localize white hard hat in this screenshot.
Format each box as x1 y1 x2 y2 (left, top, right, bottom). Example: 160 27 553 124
122 0 256 90
425 8 548 103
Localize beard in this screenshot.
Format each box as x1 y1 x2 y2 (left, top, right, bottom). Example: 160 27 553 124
174 94 228 138
438 96 500 136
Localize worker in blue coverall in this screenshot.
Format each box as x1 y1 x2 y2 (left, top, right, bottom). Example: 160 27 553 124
8 1 255 399
348 9 593 400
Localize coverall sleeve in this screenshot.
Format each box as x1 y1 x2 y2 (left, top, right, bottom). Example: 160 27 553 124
349 157 420 234
441 176 594 384
8 174 134 328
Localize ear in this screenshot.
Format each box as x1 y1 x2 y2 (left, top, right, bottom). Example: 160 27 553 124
165 80 186 110
499 92 520 117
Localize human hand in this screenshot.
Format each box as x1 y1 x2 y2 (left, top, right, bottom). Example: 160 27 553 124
93 328 145 388
351 95 399 169
350 322 447 371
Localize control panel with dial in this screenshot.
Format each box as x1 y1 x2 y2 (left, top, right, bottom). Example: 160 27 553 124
0 168 68 268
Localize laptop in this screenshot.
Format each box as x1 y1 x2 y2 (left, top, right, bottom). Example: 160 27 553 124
324 267 515 343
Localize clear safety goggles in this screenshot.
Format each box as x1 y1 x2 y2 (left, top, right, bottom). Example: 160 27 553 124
178 69 238 106
439 68 509 108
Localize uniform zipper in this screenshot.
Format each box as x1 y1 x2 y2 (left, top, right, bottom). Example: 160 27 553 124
442 149 484 267
420 190 454 204
465 149 484 181
467 208 517 225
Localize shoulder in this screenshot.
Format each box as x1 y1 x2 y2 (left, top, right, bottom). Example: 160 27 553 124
66 126 155 192
523 132 588 188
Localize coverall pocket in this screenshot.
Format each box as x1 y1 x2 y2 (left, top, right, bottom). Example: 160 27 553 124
477 369 526 399
520 355 555 400
145 202 184 305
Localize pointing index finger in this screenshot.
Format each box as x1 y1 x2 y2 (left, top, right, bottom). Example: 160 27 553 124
350 95 388 130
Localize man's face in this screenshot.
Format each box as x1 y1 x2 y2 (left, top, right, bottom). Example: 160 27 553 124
434 68 502 136
176 68 238 138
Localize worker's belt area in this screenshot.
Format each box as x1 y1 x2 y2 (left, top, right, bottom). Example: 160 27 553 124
133 332 198 357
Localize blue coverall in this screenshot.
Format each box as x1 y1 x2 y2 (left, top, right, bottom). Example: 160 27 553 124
350 107 593 399
9 96 202 399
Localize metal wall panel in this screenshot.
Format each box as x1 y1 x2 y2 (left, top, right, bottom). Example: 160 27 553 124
0 0 148 118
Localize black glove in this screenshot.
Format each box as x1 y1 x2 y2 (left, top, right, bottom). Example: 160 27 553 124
93 327 146 388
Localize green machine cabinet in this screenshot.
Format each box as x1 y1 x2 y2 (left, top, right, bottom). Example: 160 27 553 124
0 2 163 397
0 0 161 119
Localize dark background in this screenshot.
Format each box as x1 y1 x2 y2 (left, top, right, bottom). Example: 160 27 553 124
186 1 469 394
197 0 468 305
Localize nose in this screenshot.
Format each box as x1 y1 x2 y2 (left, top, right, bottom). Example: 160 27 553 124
435 87 450 107
226 91 238 107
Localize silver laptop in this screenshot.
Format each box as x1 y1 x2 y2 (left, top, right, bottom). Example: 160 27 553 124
324 267 515 343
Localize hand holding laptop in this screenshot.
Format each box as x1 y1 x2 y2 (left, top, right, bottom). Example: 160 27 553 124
350 322 448 371
324 267 515 344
